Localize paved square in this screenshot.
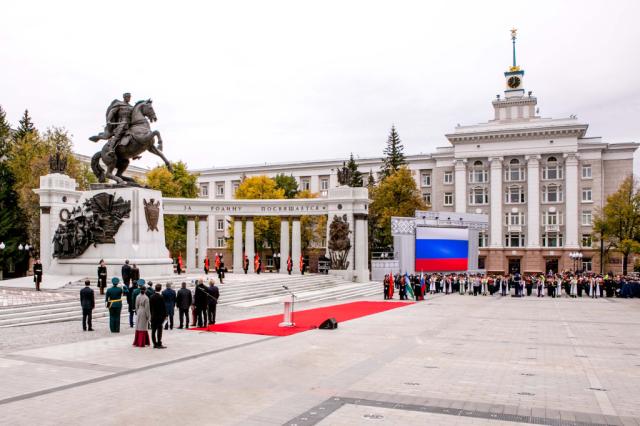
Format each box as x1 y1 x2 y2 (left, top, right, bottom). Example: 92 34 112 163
1 293 639 425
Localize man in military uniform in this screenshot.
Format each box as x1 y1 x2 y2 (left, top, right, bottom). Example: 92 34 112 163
90 93 134 160
105 277 125 332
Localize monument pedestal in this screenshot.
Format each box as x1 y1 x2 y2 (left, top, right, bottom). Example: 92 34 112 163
36 175 173 278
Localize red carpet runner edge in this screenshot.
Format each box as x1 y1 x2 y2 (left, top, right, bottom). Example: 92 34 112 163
191 301 414 336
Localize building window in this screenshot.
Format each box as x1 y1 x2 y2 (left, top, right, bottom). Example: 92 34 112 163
199 183 209 197
505 158 525 182
232 181 240 197
504 212 525 226
542 156 563 180
582 258 593 272
422 192 431 205
582 188 592 202
582 234 592 247
421 172 431 187
542 184 563 203
444 192 453 206
505 233 525 248
216 182 225 197
443 171 453 184
542 211 563 226
542 233 563 248
505 185 525 204
216 237 225 247
582 164 592 179
320 177 329 190
216 219 224 231
468 187 488 205
478 232 488 248
582 210 592 226
478 256 486 269
300 177 311 191
468 161 488 183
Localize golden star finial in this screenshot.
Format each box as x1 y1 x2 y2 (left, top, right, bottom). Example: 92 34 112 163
511 27 517 39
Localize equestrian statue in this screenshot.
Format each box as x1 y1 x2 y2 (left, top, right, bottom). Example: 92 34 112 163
89 92 172 185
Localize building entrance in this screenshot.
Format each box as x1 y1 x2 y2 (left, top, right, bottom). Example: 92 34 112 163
545 258 559 275
508 258 521 274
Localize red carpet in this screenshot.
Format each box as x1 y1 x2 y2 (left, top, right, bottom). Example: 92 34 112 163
194 301 413 336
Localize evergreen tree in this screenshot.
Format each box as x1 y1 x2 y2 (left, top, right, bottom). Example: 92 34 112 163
380 125 406 178
346 153 363 187
0 105 29 277
13 109 36 140
0 105 11 158
367 169 375 189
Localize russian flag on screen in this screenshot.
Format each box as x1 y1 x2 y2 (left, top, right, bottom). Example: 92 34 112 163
415 227 469 272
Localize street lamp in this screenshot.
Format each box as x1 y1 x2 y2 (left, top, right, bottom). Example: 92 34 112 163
569 252 583 273
0 242 4 280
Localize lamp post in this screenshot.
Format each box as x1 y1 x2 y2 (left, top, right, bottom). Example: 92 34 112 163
0 241 5 280
569 252 583 273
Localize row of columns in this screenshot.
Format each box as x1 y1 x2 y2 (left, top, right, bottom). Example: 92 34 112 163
186 215 305 273
455 154 580 249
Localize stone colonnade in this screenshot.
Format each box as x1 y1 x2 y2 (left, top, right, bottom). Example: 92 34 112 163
184 215 304 274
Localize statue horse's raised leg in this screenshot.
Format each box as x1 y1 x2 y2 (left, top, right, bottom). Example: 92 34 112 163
147 131 173 172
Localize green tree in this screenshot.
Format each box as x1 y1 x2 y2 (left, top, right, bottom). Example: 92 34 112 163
346 153 363 187
380 125 406 178
593 175 640 275
274 173 299 199
233 176 285 253
369 167 428 249
0 106 29 277
13 109 36 140
145 161 198 256
366 169 375 189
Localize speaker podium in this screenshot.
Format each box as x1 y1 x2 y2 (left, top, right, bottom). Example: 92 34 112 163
278 294 296 327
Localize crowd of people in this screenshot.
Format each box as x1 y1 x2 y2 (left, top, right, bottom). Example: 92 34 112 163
79 259 221 350
383 272 640 300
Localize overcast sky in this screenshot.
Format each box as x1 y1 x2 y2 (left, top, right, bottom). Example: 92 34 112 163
2 1 640 172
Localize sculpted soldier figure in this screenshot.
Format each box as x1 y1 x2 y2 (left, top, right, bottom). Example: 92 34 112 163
89 92 171 184
90 92 134 160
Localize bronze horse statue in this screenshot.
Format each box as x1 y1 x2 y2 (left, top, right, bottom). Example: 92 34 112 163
90 99 172 184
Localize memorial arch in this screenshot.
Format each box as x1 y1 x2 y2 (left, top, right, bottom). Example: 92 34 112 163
162 186 370 282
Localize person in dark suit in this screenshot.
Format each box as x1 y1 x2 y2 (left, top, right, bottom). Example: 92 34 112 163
149 284 167 348
80 280 95 331
131 263 140 283
176 282 192 329
121 260 132 288
97 260 107 295
162 283 177 330
194 280 209 327
243 255 249 274
207 280 220 325
217 255 225 284
33 259 43 291
127 280 138 327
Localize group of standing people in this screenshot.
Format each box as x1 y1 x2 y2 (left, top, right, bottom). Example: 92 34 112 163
80 260 222 350
382 271 640 300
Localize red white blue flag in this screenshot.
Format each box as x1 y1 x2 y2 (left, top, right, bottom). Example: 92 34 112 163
415 227 469 272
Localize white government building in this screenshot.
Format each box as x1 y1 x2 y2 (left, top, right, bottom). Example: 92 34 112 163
192 32 637 275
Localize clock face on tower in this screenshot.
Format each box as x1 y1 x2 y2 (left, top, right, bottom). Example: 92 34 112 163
507 76 521 89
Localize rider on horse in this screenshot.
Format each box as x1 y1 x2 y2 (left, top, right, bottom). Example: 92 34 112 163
89 92 134 161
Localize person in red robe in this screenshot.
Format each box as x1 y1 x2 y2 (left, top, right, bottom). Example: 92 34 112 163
287 255 293 275
254 254 261 274
299 255 305 275
176 254 184 275
203 257 210 275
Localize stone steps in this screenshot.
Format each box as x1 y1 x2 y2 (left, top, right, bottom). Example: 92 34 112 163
0 274 378 328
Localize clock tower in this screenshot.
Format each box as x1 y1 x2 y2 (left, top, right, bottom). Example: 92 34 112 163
490 29 538 122
504 28 525 98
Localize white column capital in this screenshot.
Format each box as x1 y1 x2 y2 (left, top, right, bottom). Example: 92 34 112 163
454 159 467 170
525 154 541 164
489 157 503 168
563 152 579 164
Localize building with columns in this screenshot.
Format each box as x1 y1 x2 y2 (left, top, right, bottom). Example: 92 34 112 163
193 32 637 275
